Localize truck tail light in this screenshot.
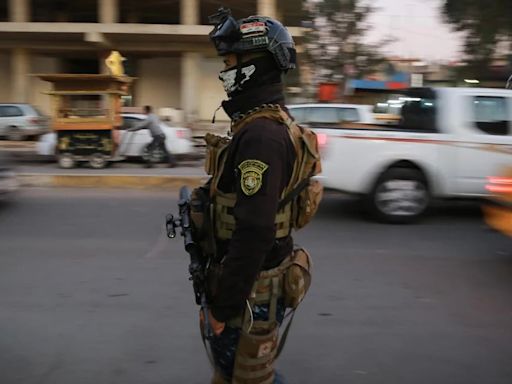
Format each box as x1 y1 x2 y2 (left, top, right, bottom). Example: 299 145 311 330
486 176 512 194
317 133 327 148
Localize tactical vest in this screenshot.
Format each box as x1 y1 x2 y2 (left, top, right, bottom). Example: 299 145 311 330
204 104 323 241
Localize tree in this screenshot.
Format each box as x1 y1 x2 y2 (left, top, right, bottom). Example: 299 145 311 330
302 0 387 94
442 0 512 76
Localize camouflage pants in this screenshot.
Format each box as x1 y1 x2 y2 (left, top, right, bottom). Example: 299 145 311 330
209 300 286 383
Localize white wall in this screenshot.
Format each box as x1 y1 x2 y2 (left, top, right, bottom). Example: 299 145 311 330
135 57 181 111
0 52 12 102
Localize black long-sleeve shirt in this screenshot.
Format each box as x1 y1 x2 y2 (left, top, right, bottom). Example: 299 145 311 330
210 84 296 322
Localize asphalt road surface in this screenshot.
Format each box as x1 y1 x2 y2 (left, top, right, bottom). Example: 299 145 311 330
1 188 511 384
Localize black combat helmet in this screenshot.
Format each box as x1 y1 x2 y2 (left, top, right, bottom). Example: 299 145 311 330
209 8 296 72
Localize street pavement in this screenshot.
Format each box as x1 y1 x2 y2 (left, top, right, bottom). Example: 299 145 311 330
0 188 511 384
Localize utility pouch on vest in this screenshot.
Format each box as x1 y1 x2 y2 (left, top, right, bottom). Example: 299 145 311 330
294 178 323 229
285 122 323 230
283 248 312 309
204 133 230 176
232 324 278 384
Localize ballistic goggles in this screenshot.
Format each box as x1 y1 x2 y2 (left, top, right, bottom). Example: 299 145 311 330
208 8 270 55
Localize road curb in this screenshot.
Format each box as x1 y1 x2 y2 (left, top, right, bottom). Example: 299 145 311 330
17 173 208 190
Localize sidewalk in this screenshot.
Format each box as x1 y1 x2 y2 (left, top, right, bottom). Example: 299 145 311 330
16 164 208 190
2 143 208 190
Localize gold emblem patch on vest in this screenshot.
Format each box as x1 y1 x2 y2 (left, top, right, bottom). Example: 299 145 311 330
238 159 269 196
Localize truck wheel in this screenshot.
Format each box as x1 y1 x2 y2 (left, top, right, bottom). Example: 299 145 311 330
89 153 107 169
7 126 25 141
58 153 76 169
367 168 429 223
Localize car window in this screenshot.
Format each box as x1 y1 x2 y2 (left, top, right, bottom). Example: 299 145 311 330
399 97 438 132
309 107 339 124
289 106 365 125
0 105 23 117
121 116 141 130
288 107 307 123
338 108 360 122
471 96 510 136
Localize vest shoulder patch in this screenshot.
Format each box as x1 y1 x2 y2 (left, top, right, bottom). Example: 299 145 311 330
238 159 269 196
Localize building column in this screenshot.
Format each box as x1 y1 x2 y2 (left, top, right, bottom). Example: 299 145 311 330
180 0 199 25
99 0 119 23
181 52 201 123
11 48 30 102
257 0 277 18
9 0 30 22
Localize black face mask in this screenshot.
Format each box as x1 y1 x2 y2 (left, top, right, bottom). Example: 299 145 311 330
218 55 282 98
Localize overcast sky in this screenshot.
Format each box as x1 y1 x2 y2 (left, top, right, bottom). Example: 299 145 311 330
364 0 464 62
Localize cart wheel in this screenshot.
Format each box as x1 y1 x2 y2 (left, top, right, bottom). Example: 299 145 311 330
58 153 76 169
89 153 108 169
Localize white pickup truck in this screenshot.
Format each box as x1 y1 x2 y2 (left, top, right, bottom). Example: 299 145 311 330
315 87 512 223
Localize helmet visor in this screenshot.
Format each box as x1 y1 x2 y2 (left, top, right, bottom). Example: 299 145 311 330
209 12 240 53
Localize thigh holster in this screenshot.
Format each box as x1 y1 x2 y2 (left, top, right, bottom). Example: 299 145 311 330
230 258 290 384
223 249 312 383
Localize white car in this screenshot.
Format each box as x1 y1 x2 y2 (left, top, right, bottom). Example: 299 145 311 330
0 103 49 141
118 113 193 157
316 87 512 223
36 113 194 159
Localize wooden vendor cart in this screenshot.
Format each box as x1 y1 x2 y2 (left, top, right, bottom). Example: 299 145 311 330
36 73 134 169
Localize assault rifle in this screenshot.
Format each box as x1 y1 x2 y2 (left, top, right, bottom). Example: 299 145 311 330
166 186 213 339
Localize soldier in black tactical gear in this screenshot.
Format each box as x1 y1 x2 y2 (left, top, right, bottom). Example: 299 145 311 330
196 8 322 384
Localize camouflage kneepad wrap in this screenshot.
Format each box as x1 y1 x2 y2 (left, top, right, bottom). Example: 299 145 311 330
232 326 279 384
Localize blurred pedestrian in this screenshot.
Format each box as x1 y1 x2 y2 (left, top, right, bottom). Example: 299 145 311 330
193 8 322 383
128 105 176 168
